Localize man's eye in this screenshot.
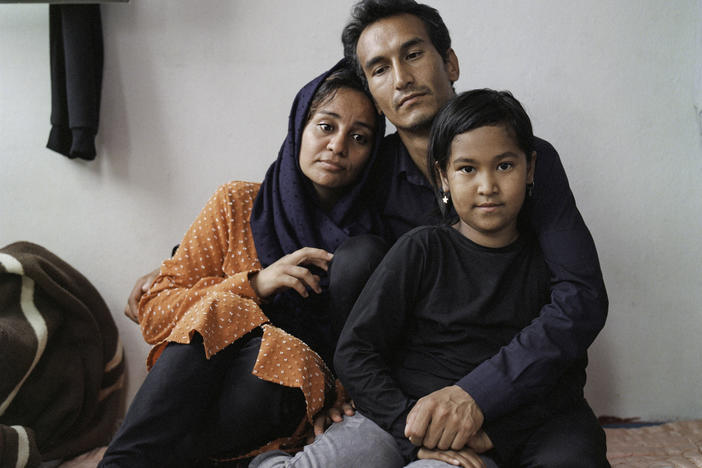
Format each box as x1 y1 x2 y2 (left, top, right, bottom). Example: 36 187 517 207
407 50 423 60
372 66 387 76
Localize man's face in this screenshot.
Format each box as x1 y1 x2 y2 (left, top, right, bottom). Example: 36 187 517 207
356 13 459 134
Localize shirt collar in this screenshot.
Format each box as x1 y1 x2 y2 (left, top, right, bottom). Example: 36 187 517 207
393 133 433 188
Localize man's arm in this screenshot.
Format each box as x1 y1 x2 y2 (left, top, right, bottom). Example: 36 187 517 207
457 137 608 420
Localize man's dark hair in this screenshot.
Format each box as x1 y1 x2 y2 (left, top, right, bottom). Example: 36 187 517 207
341 0 452 84
427 89 535 192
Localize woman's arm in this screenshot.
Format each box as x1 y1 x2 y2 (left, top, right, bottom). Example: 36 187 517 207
138 183 265 346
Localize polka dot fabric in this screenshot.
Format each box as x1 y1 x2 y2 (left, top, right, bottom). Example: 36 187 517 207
138 181 333 427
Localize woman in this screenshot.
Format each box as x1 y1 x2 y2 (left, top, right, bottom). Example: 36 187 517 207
99 61 386 468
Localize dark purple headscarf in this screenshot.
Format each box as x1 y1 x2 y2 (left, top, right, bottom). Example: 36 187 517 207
250 60 386 268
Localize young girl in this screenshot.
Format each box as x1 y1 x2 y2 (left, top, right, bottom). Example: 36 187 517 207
335 89 608 468
99 62 388 467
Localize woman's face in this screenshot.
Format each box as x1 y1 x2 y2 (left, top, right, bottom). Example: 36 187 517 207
299 87 377 208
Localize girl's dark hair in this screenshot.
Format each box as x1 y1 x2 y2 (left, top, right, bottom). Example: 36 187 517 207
427 89 535 190
342 0 451 86
427 89 535 224
305 65 373 123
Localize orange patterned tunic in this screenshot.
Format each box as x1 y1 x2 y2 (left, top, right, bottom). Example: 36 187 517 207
138 181 334 442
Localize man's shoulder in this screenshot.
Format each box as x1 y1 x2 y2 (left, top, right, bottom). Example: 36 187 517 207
534 136 558 158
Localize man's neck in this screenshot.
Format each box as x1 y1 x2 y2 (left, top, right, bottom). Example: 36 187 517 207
397 127 431 181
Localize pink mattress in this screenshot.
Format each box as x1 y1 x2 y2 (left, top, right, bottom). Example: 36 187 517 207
53 419 702 467
606 420 702 467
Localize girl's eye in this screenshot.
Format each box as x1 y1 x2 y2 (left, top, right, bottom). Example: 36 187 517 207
497 162 514 171
458 166 475 174
352 133 369 145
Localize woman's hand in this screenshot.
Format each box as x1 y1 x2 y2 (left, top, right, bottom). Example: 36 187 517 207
124 268 160 323
313 400 355 437
417 447 486 468
250 247 333 299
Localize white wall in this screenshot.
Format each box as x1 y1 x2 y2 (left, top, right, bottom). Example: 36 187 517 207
2 0 700 422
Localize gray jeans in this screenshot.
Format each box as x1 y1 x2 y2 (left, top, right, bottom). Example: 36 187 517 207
249 413 498 468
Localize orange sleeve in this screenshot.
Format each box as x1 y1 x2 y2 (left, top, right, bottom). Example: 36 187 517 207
138 182 268 359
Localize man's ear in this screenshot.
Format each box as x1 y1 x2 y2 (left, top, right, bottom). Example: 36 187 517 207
527 151 537 184
445 48 460 83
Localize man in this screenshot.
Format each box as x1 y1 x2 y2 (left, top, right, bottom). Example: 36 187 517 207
127 1 608 466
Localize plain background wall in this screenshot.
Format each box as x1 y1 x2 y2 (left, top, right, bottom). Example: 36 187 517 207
2 1 701 422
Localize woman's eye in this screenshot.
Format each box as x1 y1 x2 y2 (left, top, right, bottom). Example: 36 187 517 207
352 134 369 145
497 162 514 171
318 123 333 132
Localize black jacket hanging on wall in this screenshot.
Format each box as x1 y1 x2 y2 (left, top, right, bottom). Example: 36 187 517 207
47 4 103 160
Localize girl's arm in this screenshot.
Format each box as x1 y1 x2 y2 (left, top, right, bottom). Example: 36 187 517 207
334 233 425 463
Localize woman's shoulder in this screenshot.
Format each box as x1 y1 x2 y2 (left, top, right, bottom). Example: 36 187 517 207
220 180 261 194
210 181 261 205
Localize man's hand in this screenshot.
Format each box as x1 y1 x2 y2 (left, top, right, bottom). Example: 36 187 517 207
417 447 486 468
405 385 484 450
466 430 493 453
124 268 159 323
250 247 333 299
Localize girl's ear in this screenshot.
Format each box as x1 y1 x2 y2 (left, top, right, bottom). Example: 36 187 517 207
527 151 537 184
436 162 450 193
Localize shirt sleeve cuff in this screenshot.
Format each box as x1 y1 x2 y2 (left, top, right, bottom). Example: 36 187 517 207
456 361 517 420
224 270 262 302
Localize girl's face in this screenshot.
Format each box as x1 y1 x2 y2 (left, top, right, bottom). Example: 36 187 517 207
299 87 377 209
440 125 535 248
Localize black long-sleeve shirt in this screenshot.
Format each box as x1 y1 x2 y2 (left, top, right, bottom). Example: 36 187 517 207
367 133 607 420
335 225 587 461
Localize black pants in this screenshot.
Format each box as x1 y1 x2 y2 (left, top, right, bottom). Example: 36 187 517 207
101 235 388 467
99 333 304 468
514 399 609 467
328 234 388 342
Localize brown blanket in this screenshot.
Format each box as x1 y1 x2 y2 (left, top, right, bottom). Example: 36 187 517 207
0 242 123 468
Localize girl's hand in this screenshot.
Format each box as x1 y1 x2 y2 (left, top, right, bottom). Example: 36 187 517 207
417 447 486 468
250 247 333 299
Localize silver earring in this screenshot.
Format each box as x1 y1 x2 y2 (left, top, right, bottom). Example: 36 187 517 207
442 192 450 204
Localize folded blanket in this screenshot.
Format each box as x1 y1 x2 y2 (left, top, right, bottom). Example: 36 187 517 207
0 242 123 468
